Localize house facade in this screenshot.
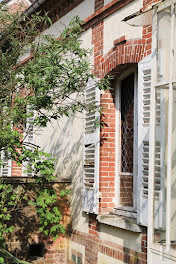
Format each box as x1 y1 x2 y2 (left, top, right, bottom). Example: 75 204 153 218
2 0 176 263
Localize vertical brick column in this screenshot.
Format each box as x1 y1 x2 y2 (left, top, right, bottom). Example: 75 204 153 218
143 25 152 57
12 161 22 177
141 227 147 263
88 214 100 237
92 21 104 77
12 129 23 177
94 0 104 12
99 86 116 214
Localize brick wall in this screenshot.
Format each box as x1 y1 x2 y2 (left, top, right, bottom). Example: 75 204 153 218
120 175 133 207
99 87 116 214
5 183 70 264
92 21 104 77
88 214 100 237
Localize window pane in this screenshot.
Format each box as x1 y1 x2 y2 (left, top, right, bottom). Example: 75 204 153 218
121 74 134 173
72 254 76 263
77 256 82 264
157 8 171 83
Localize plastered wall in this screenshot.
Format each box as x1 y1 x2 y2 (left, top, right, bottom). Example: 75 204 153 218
104 0 112 5
41 0 94 38
35 21 93 235
98 252 124 264
103 0 143 55
99 224 142 253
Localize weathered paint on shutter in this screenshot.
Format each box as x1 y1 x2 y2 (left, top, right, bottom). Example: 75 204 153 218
83 79 100 214
0 151 12 177
138 54 165 228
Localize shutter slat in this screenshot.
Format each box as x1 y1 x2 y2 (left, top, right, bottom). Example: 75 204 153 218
0 151 12 177
83 79 100 214
138 54 164 228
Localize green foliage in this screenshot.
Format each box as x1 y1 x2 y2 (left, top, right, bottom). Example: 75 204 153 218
0 3 110 264
0 248 31 264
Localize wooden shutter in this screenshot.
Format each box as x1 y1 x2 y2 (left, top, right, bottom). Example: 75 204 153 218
138 54 165 228
0 151 12 177
0 107 12 177
83 79 100 214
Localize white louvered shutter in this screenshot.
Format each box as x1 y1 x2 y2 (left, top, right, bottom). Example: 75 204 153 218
23 106 35 177
83 79 100 214
138 54 165 228
25 105 35 145
0 107 12 177
0 151 12 177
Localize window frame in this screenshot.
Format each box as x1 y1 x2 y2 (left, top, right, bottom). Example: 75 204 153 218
115 68 138 210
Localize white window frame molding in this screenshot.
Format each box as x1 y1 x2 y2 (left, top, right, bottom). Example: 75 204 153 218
115 68 138 210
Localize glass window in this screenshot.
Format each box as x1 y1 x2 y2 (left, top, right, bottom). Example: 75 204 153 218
121 74 134 173
72 254 76 263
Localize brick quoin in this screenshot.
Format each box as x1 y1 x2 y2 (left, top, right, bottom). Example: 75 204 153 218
92 20 104 77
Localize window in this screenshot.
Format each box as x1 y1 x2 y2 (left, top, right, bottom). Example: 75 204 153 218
0 150 12 177
0 105 35 178
71 249 83 264
116 70 138 209
121 74 134 174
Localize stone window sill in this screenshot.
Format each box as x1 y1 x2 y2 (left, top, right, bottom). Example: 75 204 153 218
113 206 137 219
97 213 142 233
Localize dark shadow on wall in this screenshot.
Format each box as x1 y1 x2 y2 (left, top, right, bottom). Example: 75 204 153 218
5 182 70 262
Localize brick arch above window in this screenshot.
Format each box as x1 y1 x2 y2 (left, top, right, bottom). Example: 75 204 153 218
98 38 151 78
